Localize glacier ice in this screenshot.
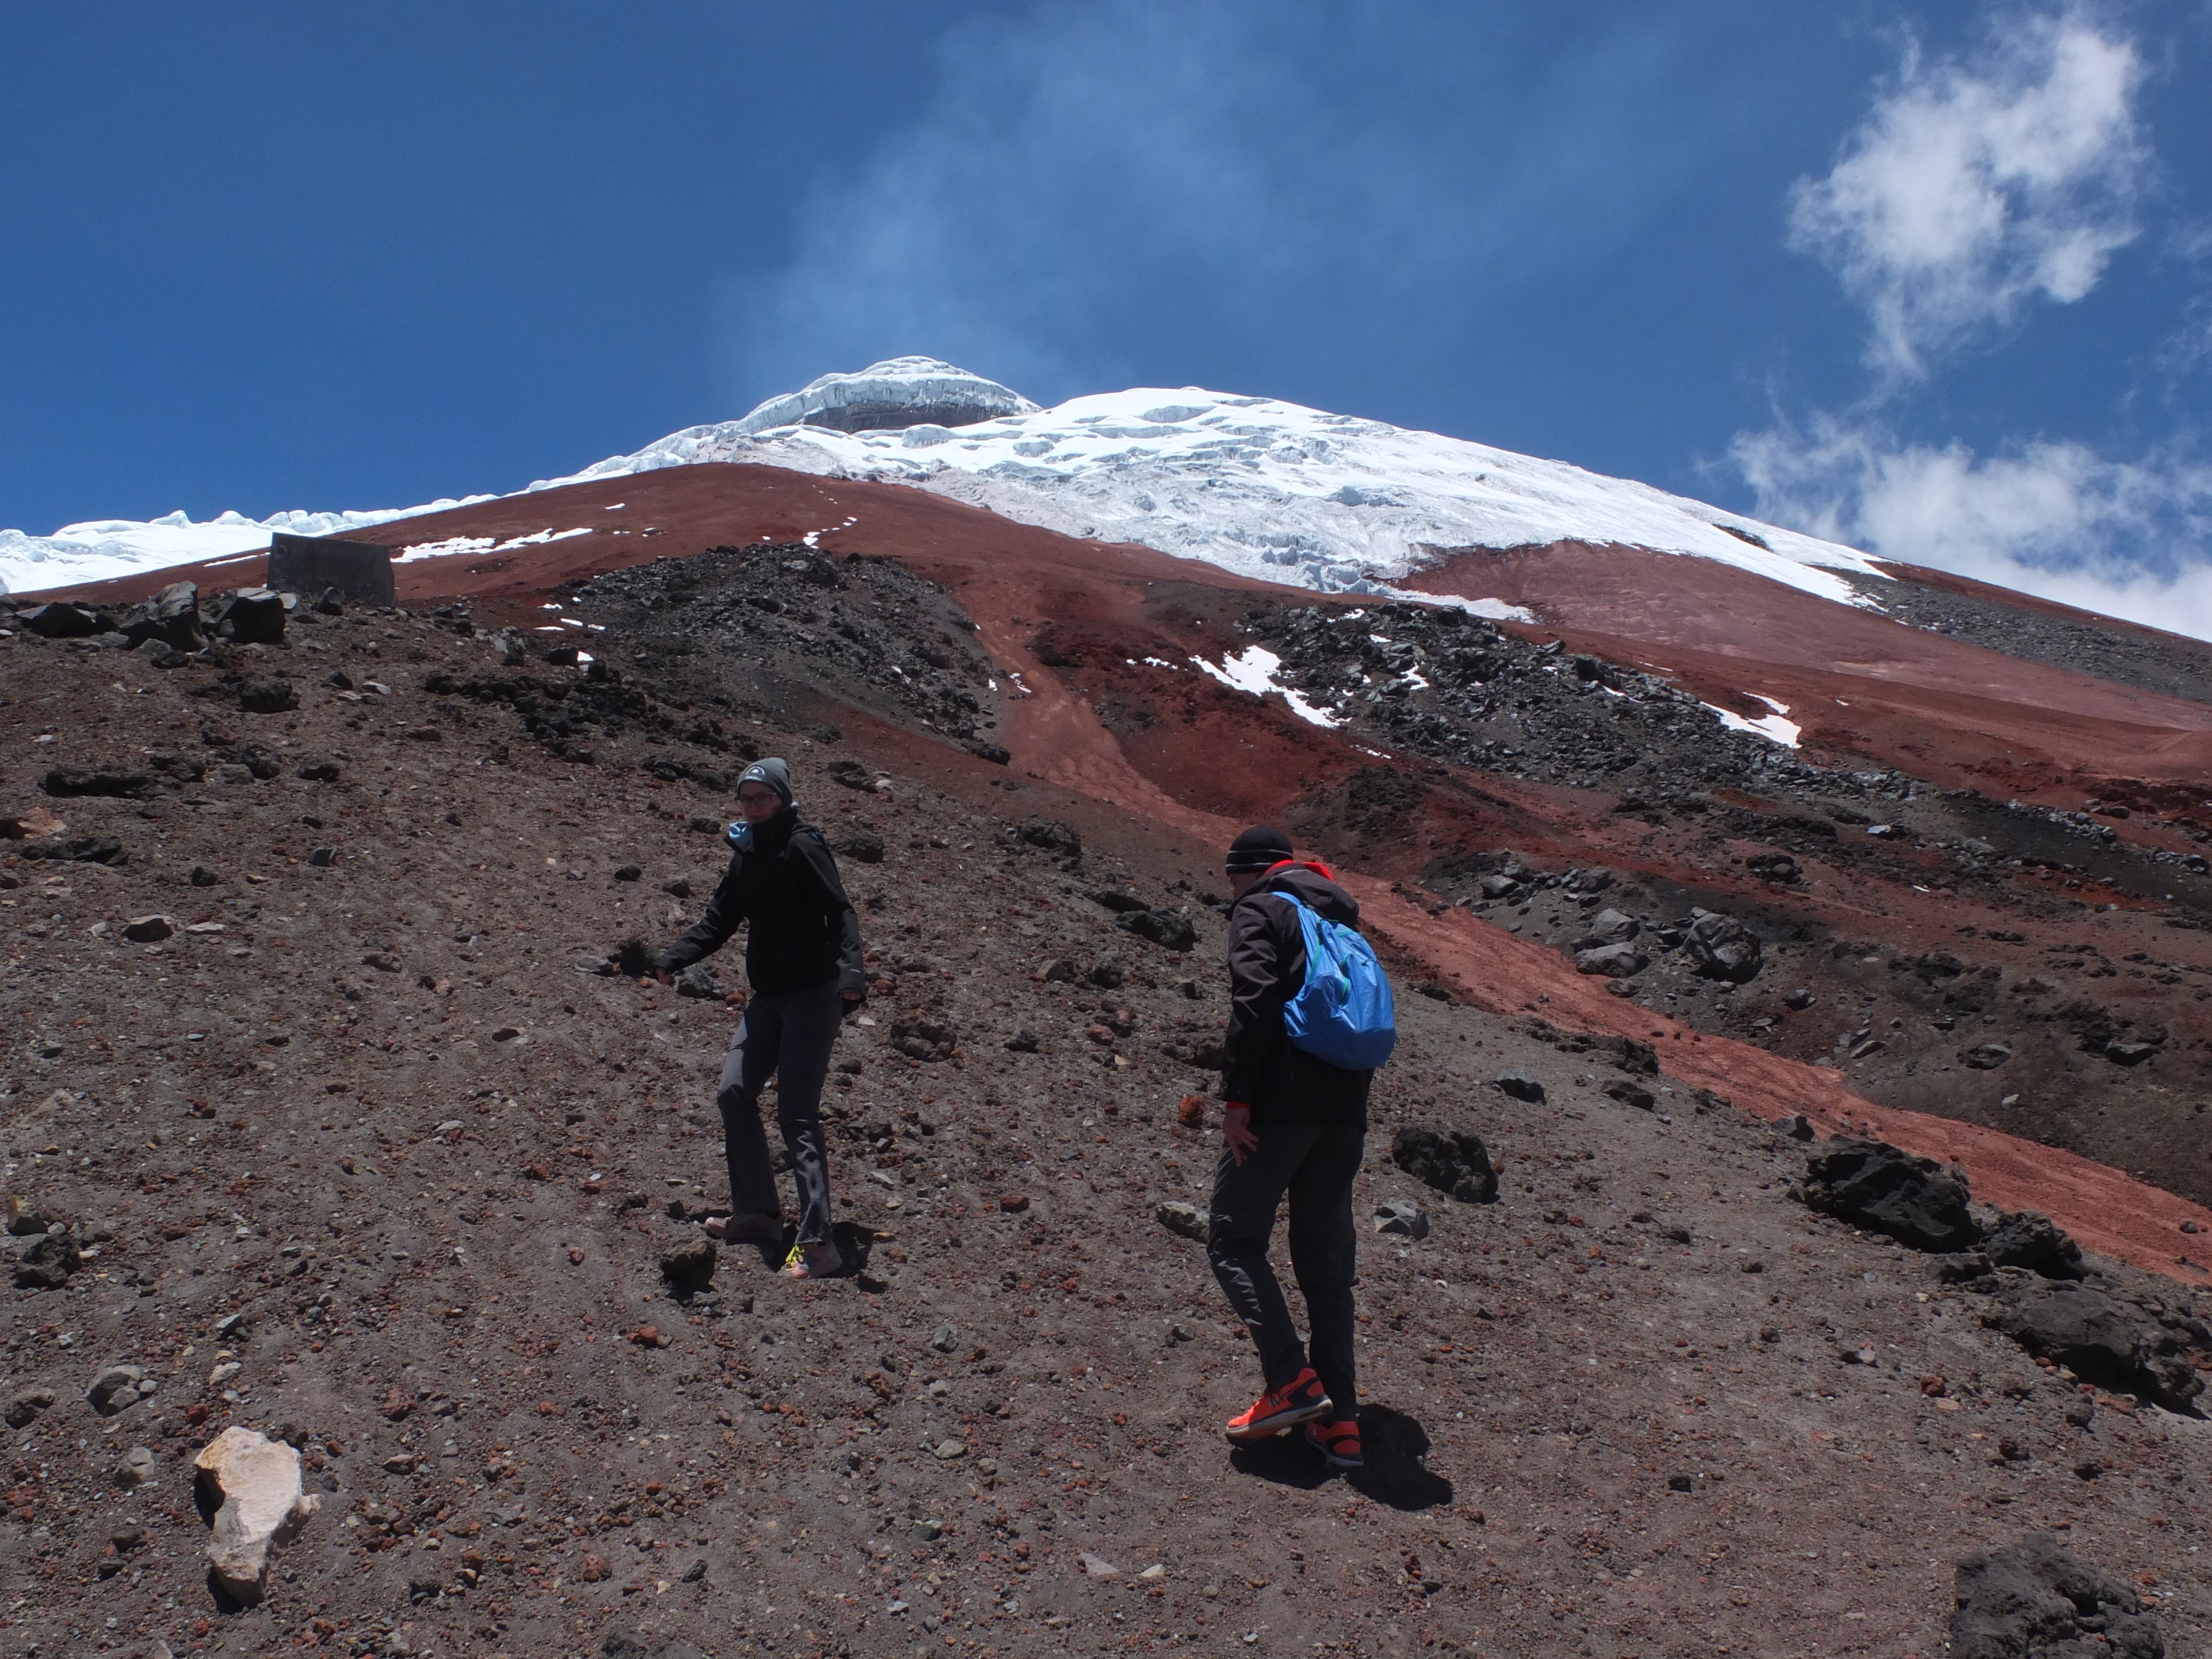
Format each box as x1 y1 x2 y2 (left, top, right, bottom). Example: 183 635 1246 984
2 357 1884 608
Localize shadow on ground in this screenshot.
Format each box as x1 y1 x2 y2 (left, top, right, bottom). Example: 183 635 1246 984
1228 1405 1452 1511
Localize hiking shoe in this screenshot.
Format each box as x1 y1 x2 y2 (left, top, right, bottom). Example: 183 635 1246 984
1305 1417 1363 1469
1224 1367 1333 1441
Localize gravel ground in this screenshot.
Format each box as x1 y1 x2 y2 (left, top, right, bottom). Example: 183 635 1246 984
3 588 2209 1659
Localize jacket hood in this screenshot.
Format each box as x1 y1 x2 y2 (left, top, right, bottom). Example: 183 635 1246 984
1243 859 1360 926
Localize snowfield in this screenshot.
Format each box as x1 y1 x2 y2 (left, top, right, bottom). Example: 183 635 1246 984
1 358 1883 606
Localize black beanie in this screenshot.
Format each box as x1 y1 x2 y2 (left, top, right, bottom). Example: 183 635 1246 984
1225 825 1294 874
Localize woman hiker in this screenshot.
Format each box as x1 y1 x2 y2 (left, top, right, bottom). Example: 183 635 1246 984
654 757 867 1279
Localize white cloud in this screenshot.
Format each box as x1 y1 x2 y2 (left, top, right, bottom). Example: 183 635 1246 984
1733 415 2212 638
1788 10 2146 380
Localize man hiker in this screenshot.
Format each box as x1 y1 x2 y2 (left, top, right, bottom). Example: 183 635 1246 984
1208 825 1386 1469
654 758 867 1279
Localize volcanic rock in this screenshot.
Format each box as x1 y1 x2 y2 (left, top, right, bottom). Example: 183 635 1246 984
660 1234 717 1289
1983 1211 2086 1280
3 1387 56 1429
1155 1201 1207 1242
236 675 298 714
1801 1139 1979 1252
13 1230 81 1288
1374 1198 1431 1239
86 1363 153 1415
20 833 124 864
1117 908 1198 952
113 1446 157 1488
1684 912 1763 982
1981 1281 2203 1410
17 601 106 639
1390 1125 1498 1203
889 1016 957 1061
1573 907 1640 947
1574 942 1647 978
40 766 155 800
1951 1535 2163 1658
118 582 205 651
121 914 176 944
1493 1069 1546 1104
674 963 723 999
1961 1042 2014 1070
834 827 885 863
194 1426 320 1604
5 1195 46 1234
1603 1079 1657 1110
212 588 288 645
1016 816 1081 859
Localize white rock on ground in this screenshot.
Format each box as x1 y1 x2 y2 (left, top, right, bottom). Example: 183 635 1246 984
194 1427 319 1603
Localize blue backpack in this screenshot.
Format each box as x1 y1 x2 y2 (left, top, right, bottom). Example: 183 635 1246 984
1279 895 1397 1071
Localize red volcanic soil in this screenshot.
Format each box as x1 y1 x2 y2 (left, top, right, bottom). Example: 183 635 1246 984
39 467 2212 1284
1405 540 2212 803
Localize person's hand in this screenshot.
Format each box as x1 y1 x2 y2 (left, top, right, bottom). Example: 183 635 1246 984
842 991 865 1022
1222 1103 1258 1166
654 969 672 988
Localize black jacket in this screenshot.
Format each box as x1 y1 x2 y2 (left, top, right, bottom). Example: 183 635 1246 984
655 808 866 999
1223 860 1374 1128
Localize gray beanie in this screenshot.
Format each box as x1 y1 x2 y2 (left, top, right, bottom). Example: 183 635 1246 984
738 757 794 805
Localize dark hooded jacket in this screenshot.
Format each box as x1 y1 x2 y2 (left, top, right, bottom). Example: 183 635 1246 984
1223 859 1374 1128
655 807 865 999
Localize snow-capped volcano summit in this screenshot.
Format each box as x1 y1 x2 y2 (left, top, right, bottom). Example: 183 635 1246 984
724 356 1037 437
534 364 1886 607
0 357 1880 604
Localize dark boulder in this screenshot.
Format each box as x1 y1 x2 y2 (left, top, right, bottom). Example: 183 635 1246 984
1088 888 1151 914
40 768 156 801
16 602 106 639
1117 909 1198 952
674 963 723 1000
1016 816 1082 859
236 675 298 714
118 582 204 651
1684 912 1763 983
13 1231 81 1289
1982 1280 2202 1411
19 836 124 864
1572 907 1640 948
1952 1534 2163 1658
1493 1069 1546 1104
1574 942 1646 978
888 1016 957 1062
1983 1211 2086 1280
212 588 288 644
833 828 885 864
1801 1138 1979 1252
1391 1126 1498 1203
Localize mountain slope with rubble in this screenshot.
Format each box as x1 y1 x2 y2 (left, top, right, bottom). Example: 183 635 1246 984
7 485 2212 1659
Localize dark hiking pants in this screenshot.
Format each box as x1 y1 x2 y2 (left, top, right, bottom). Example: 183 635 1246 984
1207 1120 1364 1417
717 979 843 1245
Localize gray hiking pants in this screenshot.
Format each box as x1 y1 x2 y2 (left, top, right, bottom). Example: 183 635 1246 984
1207 1121 1364 1416
717 979 843 1246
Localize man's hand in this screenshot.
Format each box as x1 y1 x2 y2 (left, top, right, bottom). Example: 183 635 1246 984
654 969 672 988
1222 1103 1258 1166
842 991 865 1022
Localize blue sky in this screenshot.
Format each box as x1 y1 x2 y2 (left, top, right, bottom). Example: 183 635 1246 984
4 2 2209 621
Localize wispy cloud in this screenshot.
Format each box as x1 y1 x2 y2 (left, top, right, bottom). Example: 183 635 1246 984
1786 9 2146 382
719 3 1717 411
1734 414 2212 634
1735 7 2212 638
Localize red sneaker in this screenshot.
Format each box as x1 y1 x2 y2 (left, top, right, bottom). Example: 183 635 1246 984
1305 1417 1363 1469
1225 1367 1333 1441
